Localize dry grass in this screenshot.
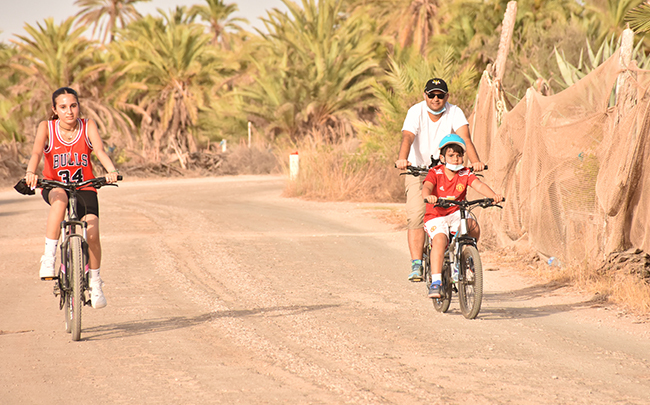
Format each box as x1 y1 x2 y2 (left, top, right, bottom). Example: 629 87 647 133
493 247 650 316
281 141 404 203
0 142 29 187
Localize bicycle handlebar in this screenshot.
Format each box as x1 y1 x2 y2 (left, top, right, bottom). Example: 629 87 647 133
37 176 123 191
398 164 488 177
424 197 504 209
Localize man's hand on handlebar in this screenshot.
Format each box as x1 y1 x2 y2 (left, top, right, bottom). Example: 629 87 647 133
395 159 410 171
491 194 504 203
470 161 486 172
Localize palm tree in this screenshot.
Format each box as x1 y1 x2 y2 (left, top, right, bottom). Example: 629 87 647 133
114 16 234 162
74 0 149 44
585 0 645 44
9 17 99 119
10 17 135 147
188 0 248 48
625 1 650 33
0 44 21 142
348 0 440 56
244 0 383 142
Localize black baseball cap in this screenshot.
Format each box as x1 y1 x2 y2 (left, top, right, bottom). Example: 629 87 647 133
424 78 448 94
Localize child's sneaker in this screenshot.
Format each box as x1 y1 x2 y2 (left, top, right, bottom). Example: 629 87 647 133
428 281 442 298
39 255 56 280
90 280 107 309
408 262 423 282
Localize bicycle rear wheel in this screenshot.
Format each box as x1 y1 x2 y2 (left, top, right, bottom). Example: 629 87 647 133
432 259 452 313
70 237 84 341
458 245 483 319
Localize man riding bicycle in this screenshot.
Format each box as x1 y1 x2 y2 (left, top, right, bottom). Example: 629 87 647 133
395 78 485 282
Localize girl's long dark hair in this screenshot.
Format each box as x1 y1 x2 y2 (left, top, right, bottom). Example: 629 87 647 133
50 87 80 120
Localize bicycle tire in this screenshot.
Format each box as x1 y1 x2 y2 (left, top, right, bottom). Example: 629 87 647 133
60 247 72 333
70 237 84 341
432 259 452 313
458 245 483 319
63 286 72 333
423 237 432 286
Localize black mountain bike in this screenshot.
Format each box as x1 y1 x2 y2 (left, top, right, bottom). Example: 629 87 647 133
423 198 503 319
17 176 121 341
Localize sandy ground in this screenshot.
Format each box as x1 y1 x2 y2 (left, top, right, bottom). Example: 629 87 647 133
1 175 649 404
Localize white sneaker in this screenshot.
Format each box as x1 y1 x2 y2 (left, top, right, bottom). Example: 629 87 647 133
90 280 107 309
39 255 56 280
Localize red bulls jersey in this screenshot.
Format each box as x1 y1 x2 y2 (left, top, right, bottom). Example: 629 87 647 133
43 118 95 191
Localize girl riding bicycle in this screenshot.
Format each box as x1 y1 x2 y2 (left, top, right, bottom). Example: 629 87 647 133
422 134 503 298
24 87 119 309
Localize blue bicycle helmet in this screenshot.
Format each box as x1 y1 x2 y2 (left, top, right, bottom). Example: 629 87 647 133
438 134 466 151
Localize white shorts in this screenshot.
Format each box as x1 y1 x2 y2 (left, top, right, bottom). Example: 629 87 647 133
424 210 462 240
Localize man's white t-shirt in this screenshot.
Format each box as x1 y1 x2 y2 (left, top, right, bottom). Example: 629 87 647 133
401 101 469 166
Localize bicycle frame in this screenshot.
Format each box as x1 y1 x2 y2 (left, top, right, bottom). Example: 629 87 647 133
447 207 478 283
57 190 90 308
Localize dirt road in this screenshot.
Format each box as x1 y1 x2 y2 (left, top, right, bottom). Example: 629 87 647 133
1 175 649 404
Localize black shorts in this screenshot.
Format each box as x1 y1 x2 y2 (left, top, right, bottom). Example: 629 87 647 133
42 189 99 218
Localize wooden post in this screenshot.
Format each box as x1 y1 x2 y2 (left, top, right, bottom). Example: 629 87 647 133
289 151 299 180
616 28 635 106
248 121 252 148
605 28 638 255
493 1 517 82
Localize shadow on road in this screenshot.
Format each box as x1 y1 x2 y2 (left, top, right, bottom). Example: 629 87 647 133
81 303 340 341
478 281 605 320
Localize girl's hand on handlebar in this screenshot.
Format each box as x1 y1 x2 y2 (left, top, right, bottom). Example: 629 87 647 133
25 172 38 189
492 194 504 203
105 171 119 183
424 195 438 204
395 159 410 170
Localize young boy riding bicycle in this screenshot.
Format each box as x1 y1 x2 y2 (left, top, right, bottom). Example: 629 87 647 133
422 134 503 298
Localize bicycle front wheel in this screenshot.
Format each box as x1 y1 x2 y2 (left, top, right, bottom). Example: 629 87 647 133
458 245 483 319
70 237 84 341
63 281 72 333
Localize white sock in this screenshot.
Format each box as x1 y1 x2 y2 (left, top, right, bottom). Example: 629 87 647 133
44 238 58 257
90 268 101 283
432 273 442 283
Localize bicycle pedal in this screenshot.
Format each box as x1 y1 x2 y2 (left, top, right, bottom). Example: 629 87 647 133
41 276 57 281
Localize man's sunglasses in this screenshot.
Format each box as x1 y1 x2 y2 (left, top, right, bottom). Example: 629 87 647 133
426 93 446 99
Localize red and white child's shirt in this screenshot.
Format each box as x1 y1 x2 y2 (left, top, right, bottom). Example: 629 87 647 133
43 118 95 191
423 165 477 223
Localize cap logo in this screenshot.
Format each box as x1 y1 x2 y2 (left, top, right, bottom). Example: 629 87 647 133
432 80 440 84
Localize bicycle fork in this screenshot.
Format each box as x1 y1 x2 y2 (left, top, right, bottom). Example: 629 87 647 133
53 220 89 301
448 212 477 284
